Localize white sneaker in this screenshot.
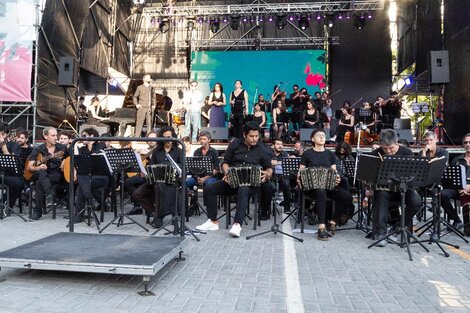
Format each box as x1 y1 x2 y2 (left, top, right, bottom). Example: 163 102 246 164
196 219 219 231
229 223 242 238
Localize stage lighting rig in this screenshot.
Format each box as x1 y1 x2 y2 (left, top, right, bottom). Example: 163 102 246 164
298 13 309 30
159 18 170 33
210 18 220 33
276 14 287 30
186 18 195 30
325 14 335 28
354 14 366 30
230 15 240 30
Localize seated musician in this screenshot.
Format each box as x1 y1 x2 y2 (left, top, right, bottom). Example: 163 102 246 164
15 129 32 149
290 141 304 158
272 100 287 140
298 129 353 240
197 122 273 237
252 103 266 128
124 131 158 215
370 129 422 246
335 104 355 143
440 132 470 230
269 138 291 214
132 126 182 228
58 130 73 149
302 101 320 129
73 127 110 222
0 123 23 209
27 127 68 220
186 130 219 190
355 102 376 133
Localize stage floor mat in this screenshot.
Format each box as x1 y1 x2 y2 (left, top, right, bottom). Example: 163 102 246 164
0 232 186 276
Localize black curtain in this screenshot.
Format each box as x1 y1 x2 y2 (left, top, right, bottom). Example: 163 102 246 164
444 0 470 143
330 8 391 110
415 0 441 76
37 0 90 127
396 0 416 73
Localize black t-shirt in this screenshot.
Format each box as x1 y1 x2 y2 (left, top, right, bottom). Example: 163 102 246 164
300 148 337 168
2 141 21 156
223 138 272 170
370 145 413 157
28 143 69 173
271 150 289 163
78 142 106 155
150 145 182 165
194 146 220 169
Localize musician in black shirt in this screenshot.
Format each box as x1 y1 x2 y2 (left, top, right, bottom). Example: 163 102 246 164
298 128 352 240
270 138 291 214
197 122 273 237
27 127 68 220
186 130 219 190
370 129 422 246
73 127 110 223
0 123 23 210
440 133 470 230
132 126 182 228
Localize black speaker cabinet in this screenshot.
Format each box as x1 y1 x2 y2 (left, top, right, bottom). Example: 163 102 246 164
429 50 450 84
58 56 78 87
200 127 228 140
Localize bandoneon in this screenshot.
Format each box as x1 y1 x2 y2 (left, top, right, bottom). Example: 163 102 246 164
146 164 177 185
226 165 262 189
299 167 337 191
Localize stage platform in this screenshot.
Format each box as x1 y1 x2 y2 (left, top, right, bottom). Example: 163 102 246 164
0 232 187 295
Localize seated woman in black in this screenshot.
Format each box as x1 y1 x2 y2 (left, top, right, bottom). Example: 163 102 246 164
336 105 355 143
302 100 320 129
272 99 287 140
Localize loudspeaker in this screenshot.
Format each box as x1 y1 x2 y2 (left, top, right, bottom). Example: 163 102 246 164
395 129 413 143
200 127 228 140
393 118 411 130
58 56 78 87
429 50 449 84
299 128 330 142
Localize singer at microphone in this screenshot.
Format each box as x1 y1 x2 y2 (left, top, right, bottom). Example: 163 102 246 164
131 126 183 228
420 130 449 160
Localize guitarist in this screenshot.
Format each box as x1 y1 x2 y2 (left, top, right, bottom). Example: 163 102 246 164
0 123 23 210
27 127 68 220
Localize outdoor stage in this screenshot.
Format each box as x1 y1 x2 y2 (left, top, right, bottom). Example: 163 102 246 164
0 232 187 295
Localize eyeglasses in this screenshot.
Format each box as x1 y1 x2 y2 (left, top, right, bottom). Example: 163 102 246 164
464 141 470 145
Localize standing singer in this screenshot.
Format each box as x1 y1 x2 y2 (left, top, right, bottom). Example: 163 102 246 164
133 74 155 137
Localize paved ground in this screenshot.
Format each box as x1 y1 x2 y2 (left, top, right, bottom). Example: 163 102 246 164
1 200 470 313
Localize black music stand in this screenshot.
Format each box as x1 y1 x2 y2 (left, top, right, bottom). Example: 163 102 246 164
69 154 110 230
185 156 213 216
415 165 469 255
19 148 33 169
336 159 371 233
246 160 303 242
364 155 447 260
280 157 301 225
0 155 28 222
99 149 149 233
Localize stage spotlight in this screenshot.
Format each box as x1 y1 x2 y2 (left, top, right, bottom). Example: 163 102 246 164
159 18 170 33
298 13 309 30
186 19 195 31
150 16 156 26
222 15 228 23
367 11 373 19
268 15 274 22
404 76 413 86
230 15 240 30
353 15 366 30
210 19 220 33
326 14 335 28
276 14 287 30
316 13 322 20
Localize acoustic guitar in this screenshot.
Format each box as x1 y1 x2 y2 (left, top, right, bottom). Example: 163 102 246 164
24 151 64 181
62 156 78 183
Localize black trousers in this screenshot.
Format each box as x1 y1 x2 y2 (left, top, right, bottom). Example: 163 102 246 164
124 175 147 205
278 179 291 211
34 170 63 211
304 187 352 225
203 180 273 224
231 113 244 139
133 182 176 217
372 189 422 236
76 175 109 212
440 188 461 222
3 175 23 207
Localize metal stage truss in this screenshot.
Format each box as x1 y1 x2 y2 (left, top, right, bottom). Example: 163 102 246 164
182 37 339 49
0 232 187 295
142 1 385 17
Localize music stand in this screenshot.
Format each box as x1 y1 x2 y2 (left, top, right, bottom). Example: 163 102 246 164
185 157 213 216
362 155 447 260
280 157 301 225
0 155 28 222
246 159 303 242
69 154 110 230
415 165 469 254
19 148 33 170
99 149 149 233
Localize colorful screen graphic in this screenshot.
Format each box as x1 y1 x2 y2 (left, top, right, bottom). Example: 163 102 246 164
0 0 34 102
191 50 326 114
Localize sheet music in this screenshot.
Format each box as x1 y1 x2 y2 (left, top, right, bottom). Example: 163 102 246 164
135 151 147 175
96 152 113 175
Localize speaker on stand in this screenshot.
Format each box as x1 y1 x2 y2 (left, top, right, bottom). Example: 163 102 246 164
57 56 79 134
